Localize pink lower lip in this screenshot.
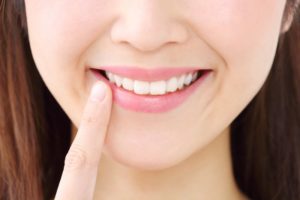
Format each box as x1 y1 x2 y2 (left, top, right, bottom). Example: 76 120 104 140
91 69 212 113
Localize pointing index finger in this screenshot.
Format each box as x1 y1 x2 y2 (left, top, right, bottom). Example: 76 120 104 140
55 81 112 200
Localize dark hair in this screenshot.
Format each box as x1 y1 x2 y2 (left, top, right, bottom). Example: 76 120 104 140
0 0 299 199
0 0 70 199
231 2 300 200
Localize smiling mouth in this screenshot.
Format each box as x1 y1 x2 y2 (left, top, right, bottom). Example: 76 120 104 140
93 69 210 96
90 67 213 113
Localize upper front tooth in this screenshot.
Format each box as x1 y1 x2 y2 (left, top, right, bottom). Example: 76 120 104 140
166 77 178 92
134 80 150 95
150 81 166 95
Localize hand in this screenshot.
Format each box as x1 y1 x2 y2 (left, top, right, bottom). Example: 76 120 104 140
55 81 112 200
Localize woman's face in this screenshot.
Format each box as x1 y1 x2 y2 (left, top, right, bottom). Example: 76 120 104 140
25 0 287 170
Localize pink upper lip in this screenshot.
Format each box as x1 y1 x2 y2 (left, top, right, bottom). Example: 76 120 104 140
89 66 210 82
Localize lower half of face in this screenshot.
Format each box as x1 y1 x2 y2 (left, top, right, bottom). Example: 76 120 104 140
25 0 287 170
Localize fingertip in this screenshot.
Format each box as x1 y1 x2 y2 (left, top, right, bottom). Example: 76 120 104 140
90 81 110 102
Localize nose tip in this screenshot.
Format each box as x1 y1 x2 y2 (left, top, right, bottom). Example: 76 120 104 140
110 17 189 52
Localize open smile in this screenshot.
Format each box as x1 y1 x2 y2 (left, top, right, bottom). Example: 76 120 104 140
90 66 213 113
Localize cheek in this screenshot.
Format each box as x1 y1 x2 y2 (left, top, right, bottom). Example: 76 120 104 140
25 0 114 65
185 0 285 64
25 0 116 124
186 0 285 95
177 0 286 141
205 1 284 66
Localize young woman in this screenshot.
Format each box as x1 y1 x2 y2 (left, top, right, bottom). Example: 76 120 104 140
1 0 299 199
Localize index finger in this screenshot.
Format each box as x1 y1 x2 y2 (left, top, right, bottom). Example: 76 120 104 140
55 81 112 200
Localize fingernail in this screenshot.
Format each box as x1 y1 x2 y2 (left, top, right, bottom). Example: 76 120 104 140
90 82 106 101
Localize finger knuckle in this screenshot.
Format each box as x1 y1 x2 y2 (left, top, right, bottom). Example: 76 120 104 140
64 145 88 171
81 113 97 124
64 144 100 171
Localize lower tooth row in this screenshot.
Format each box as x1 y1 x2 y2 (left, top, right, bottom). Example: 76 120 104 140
106 71 199 95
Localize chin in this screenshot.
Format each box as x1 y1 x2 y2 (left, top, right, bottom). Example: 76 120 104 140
102 129 194 171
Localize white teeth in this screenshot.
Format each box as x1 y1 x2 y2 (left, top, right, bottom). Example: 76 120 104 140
192 72 198 82
184 73 193 86
105 70 199 95
150 81 166 95
114 74 123 87
105 71 115 83
166 77 178 92
177 74 185 89
134 80 150 95
122 78 134 91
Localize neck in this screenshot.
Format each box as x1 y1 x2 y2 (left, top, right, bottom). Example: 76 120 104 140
71 125 247 200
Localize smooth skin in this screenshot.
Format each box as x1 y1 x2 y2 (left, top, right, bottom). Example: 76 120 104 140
55 82 112 200
54 83 246 200
55 82 248 200
24 0 296 199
